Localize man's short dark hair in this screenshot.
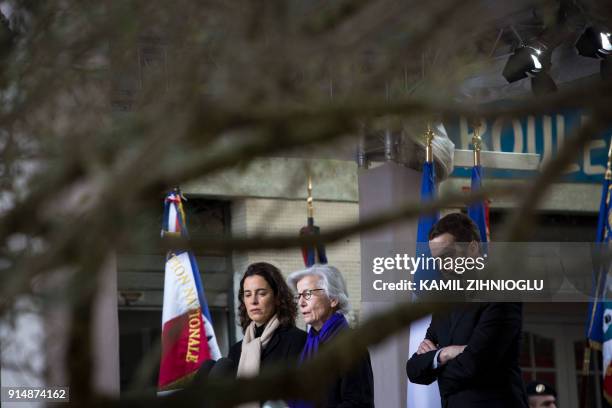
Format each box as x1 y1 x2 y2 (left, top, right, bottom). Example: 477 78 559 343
428 212 481 243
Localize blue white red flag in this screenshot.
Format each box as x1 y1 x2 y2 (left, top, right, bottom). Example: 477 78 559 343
158 190 221 390
585 175 612 402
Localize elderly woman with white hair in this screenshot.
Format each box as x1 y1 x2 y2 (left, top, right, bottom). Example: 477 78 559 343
287 264 374 408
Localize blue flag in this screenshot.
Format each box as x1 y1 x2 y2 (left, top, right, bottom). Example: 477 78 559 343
586 178 612 348
407 160 442 408
413 161 441 284
467 165 488 244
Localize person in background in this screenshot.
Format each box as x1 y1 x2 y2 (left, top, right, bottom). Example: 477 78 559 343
196 262 305 407
287 264 374 408
526 381 557 408
229 262 307 377
406 213 527 408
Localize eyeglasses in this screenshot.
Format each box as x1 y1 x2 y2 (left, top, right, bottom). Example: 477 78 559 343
294 288 324 301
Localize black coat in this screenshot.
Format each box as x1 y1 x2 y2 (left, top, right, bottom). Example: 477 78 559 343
322 349 375 408
228 324 307 372
406 303 528 408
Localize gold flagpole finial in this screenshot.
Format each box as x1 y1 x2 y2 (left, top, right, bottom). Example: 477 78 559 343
307 174 314 218
472 121 482 167
606 136 612 181
425 123 434 163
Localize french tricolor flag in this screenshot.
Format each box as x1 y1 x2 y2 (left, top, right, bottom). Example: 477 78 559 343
158 190 221 391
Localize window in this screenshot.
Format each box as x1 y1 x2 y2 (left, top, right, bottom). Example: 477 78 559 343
520 331 557 387
523 318 611 408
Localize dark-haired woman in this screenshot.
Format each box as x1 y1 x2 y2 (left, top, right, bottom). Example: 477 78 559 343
229 262 307 378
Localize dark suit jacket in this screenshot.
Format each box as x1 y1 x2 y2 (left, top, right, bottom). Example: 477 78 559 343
406 303 528 408
228 324 307 372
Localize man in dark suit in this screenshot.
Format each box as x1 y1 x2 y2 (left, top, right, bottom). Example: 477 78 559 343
406 213 528 408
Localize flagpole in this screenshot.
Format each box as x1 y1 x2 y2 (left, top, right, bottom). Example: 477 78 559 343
300 174 327 266
607 140 612 181
425 123 434 164
469 120 490 243
472 121 482 167
307 174 314 222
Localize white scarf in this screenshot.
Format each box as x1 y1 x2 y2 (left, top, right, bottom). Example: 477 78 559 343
237 314 280 378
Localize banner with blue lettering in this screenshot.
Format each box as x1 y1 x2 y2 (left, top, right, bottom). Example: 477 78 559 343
444 110 612 182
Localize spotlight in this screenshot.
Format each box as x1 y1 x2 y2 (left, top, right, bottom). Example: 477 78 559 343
502 43 556 94
576 27 612 58
576 27 612 79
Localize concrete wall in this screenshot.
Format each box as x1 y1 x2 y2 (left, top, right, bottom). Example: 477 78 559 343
185 157 358 202
441 178 601 213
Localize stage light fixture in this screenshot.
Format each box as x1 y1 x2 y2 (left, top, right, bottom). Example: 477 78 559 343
576 27 612 79
502 45 547 82
502 43 557 95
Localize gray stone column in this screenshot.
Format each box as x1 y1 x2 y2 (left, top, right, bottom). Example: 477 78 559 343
92 254 120 395
44 254 120 396
358 162 420 408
